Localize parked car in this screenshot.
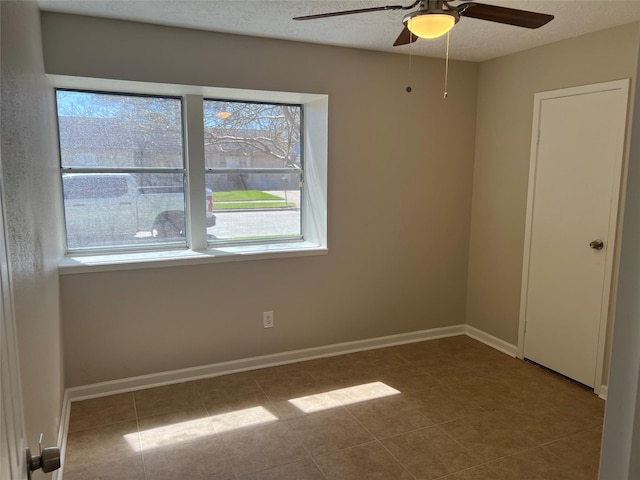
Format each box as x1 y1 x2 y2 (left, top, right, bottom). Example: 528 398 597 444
63 173 216 248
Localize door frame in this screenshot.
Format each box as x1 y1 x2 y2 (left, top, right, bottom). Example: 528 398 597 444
517 79 630 396
0 143 28 479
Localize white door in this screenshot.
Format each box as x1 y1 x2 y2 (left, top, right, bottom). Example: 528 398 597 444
519 80 629 389
0 181 28 478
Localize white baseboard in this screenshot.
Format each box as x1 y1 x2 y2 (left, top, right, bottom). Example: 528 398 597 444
597 384 608 400
66 324 466 402
464 325 518 357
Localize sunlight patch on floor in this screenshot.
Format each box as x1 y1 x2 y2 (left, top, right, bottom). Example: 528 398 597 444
124 406 278 452
288 381 400 413
123 382 399 452
210 405 279 434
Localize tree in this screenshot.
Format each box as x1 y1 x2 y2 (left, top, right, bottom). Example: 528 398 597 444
57 91 302 191
203 100 301 169
57 90 184 188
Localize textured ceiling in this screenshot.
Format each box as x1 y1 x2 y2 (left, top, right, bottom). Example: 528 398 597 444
37 0 640 62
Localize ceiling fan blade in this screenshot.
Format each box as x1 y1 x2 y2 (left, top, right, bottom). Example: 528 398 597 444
458 2 554 29
393 26 417 46
293 5 404 21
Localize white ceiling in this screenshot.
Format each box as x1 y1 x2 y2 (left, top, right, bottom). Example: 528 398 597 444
37 0 640 62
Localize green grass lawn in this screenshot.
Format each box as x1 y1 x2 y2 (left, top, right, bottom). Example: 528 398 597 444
214 201 295 210
212 190 295 210
213 190 283 201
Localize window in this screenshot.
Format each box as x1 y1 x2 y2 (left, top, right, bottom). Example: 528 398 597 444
53 78 328 270
58 91 187 251
203 100 302 244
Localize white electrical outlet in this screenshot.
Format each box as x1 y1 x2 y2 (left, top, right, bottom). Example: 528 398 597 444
263 311 274 328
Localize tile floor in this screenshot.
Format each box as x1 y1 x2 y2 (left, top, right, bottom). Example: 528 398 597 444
62 336 605 479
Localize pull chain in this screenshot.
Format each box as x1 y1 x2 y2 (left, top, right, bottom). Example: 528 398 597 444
406 33 414 93
444 31 450 98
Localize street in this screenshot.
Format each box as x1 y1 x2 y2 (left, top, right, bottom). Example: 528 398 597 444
207 208 301 241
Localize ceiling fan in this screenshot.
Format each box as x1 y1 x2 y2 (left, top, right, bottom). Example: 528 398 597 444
293 0 554 45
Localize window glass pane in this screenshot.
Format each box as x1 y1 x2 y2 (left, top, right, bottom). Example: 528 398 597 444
63 173 187 250
206 173 302 243
57 90 183 169
57 90 187 252
203 99 303 244
203 101 302 170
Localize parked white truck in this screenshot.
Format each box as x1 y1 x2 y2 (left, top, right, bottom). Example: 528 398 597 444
63 173 216 249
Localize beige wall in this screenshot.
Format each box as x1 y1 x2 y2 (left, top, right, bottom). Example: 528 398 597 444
1 2 65 448
466 22 640 346
44 13 640 390
41 13 479 387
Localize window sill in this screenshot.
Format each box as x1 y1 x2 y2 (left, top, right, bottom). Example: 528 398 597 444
59 242 328 274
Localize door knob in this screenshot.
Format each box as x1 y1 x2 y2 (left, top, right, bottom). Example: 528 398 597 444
589 239 604 251
26 434 60 479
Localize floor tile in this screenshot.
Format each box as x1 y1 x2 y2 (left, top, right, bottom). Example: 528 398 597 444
133 382 203 418
404 386 484 424
143 436 234 480
203 389 274 414
550 386 606 428
498 363 572 401
252 363 320 400
219 422 309 477
61 455 145 480
137 407 215 452
349 347 410 369
492 404 583 445
303 355 375 387
269 391 342 419
315 441 414 480
438 411 535 462
413 359 482 384
486 446 590 480
439 464 503 479
543 425 603 477
443 377 520 411
68 393 136 433
372 364 442 393
551 463 599 480
287 408 373 455
381 426 481 479
238 459 326 480
64 421 140 472
326 380 402 406
209 395 280 435
345 395 432 438
62 337 606 480
196 372 263 407
502 390 603 441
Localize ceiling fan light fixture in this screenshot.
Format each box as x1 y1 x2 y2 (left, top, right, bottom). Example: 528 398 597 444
405 12 457 39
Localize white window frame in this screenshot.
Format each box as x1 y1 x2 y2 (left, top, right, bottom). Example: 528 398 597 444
51 75 328 274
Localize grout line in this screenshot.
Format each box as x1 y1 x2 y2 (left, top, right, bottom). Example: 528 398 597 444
336 400 415 477
131 392 148 480
285 424 330 480
374 432 420 480
193 380 243 479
